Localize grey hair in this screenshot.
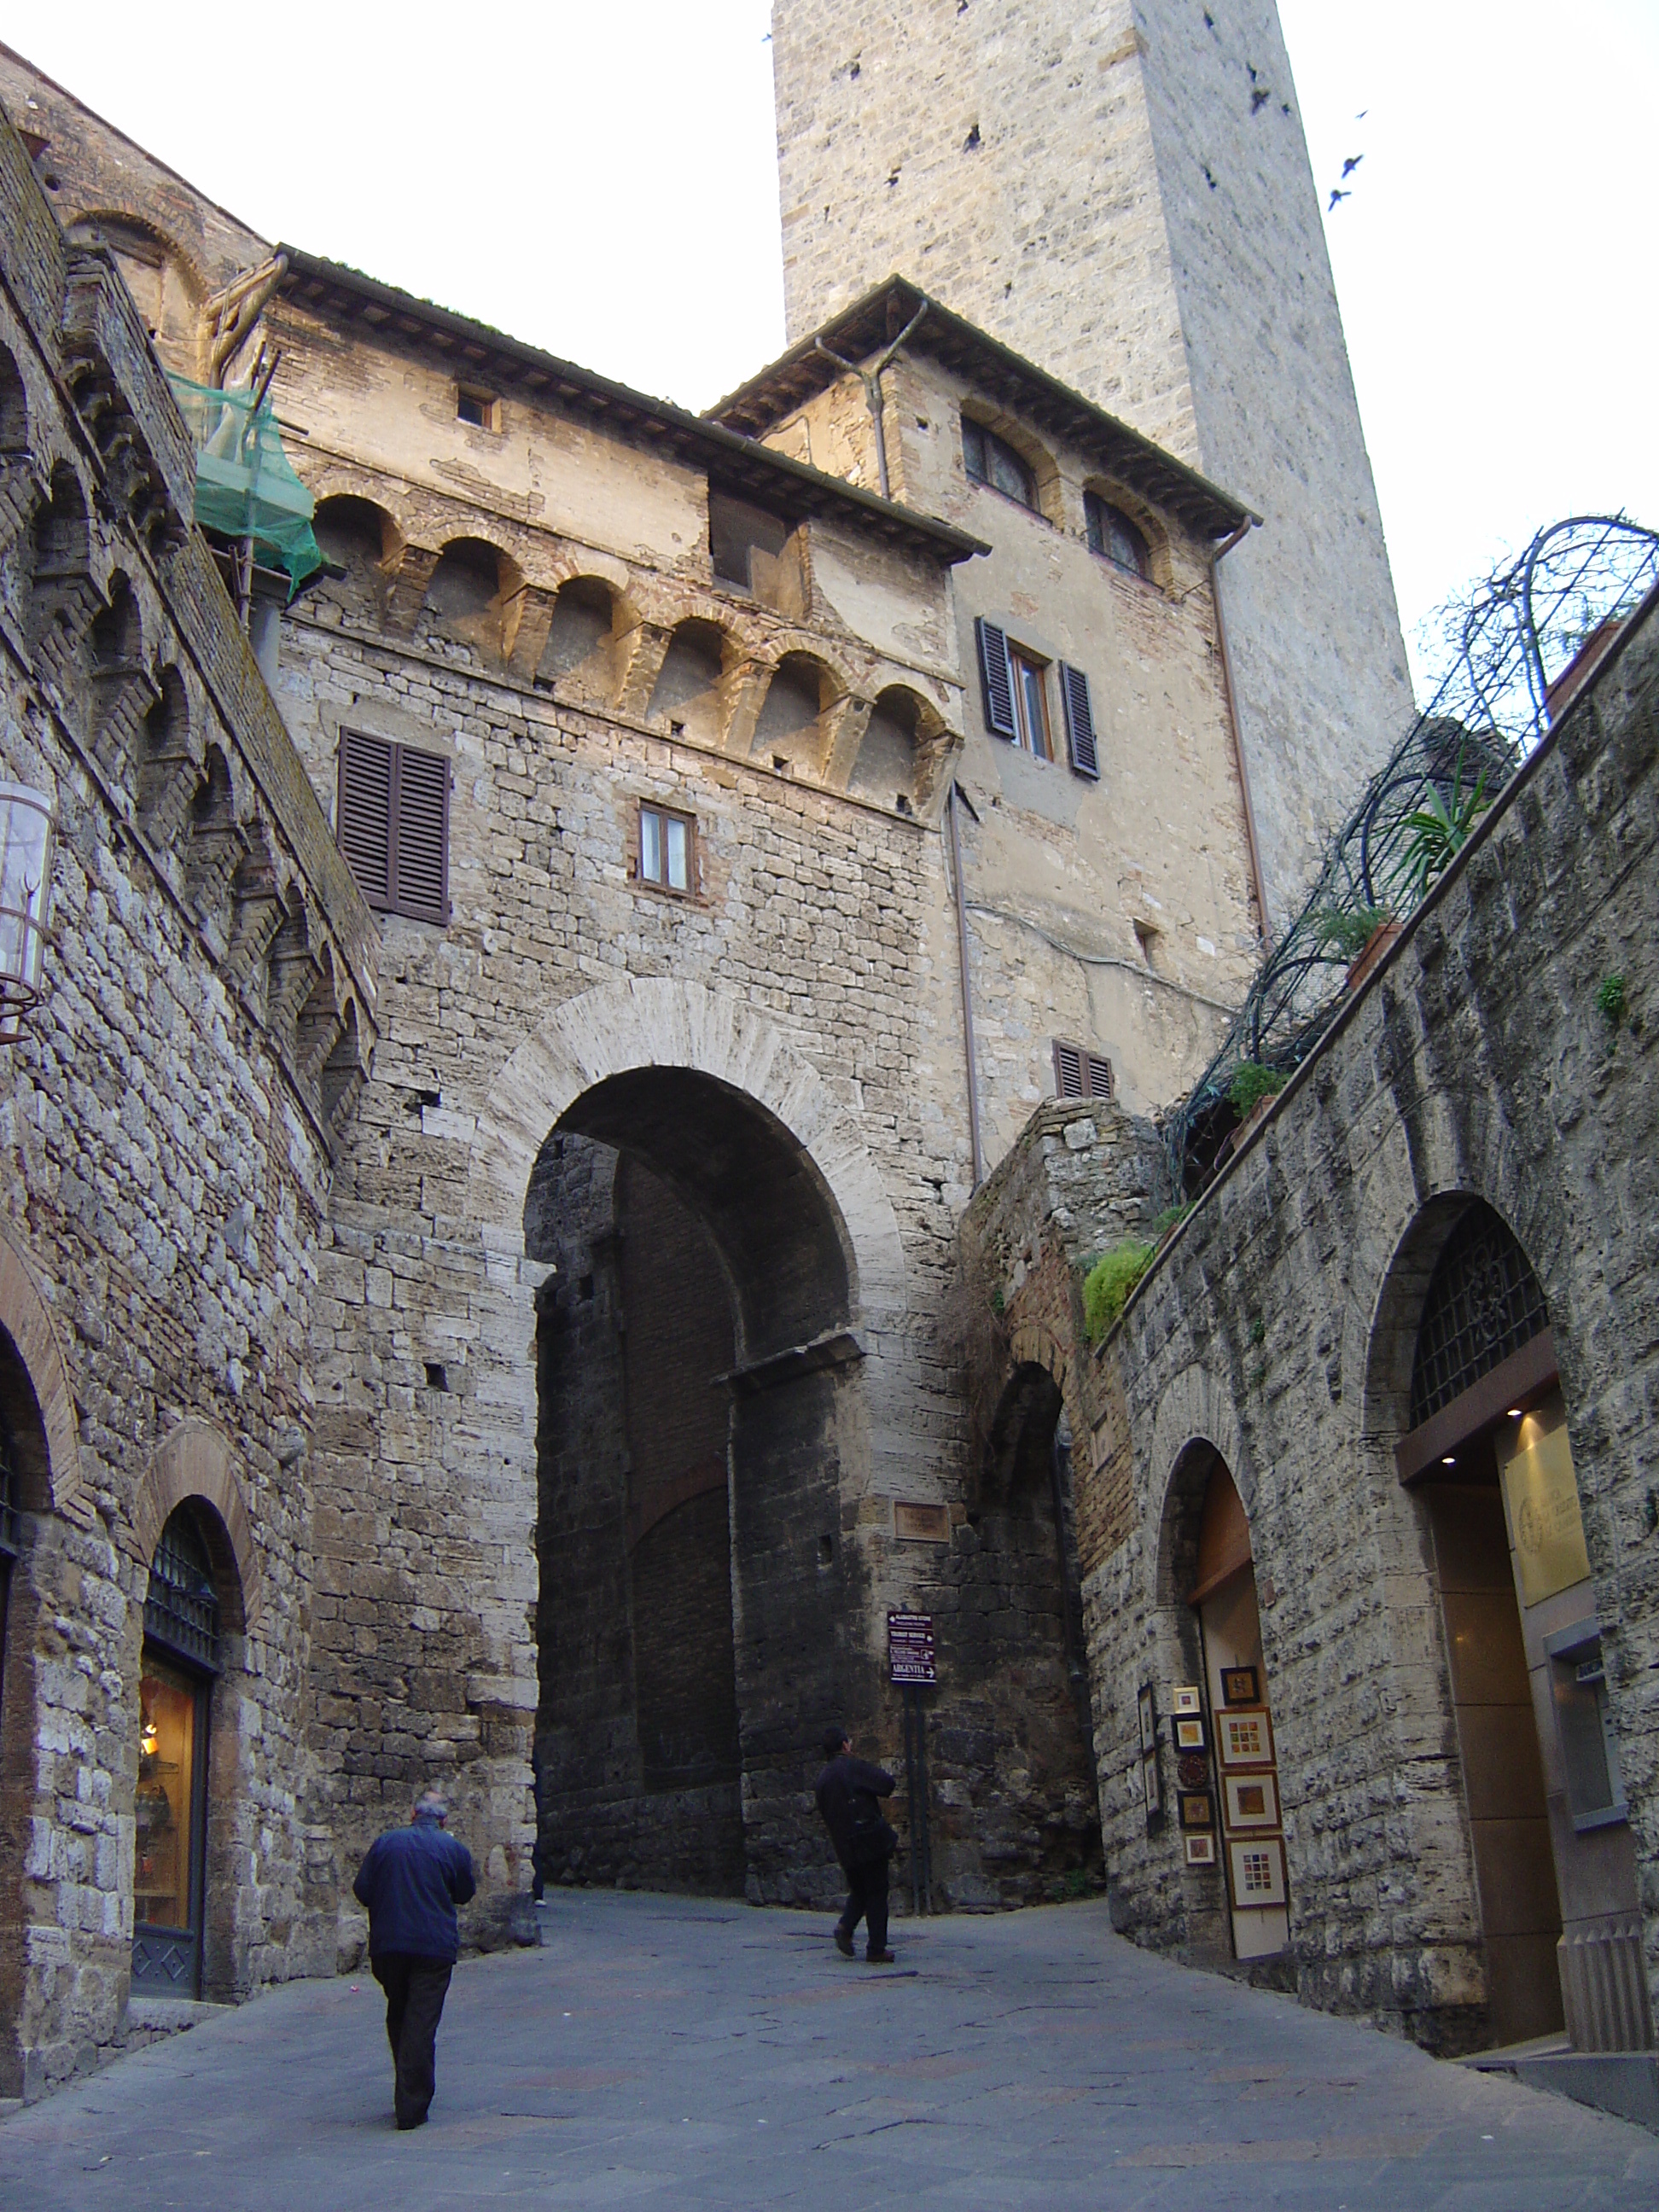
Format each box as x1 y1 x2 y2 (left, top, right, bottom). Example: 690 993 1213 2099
414 1787 449 1821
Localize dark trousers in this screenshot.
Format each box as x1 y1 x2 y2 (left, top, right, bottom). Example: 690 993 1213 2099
836 1855 890 1957
372 1952 453 2128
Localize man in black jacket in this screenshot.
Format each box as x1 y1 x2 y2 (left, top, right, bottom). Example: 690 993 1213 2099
814 1726 898 1963
353 1788 477 2129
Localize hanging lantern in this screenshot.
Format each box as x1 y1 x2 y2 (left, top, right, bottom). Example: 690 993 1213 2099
0 782 55 1041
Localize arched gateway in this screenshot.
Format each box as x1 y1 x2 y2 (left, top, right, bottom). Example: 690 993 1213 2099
472 980 910 1902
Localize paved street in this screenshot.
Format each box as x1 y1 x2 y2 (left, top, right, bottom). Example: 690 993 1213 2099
3 1892 1656 2209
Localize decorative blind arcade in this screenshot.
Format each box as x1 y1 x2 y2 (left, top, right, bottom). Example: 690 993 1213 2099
975 619 1098 778
337 731 451 925
144 1507 222 1673
1410 1202 1550 1427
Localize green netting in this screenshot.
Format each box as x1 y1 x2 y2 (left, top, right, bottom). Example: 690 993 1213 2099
166 373 323 594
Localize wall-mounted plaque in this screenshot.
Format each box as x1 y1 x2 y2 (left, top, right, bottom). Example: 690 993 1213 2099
1220 1665 1259 1707
1178 1790 1214 1831
1217 1707 1273 1768
1138 1683 1157 1755
1173 1716 1206 1753
1228 1836 1287 1907
1184 1833 1217 1867
1223 1773 1278 1830
1499 1425 1592 1607
1172 1685 1202 1716
894 1499 951 1543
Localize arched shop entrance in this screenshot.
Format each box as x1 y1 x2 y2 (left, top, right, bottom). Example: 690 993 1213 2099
1395 1200 1652 2052
1186 1459 1289 1960
132 1505 225 1998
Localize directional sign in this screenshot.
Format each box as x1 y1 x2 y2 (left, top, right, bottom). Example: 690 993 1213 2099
888 1610 936 1685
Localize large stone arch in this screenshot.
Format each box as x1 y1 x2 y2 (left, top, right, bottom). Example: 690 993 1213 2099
471 975 909 1327
129 1419 261 1633
0 1221 82 1522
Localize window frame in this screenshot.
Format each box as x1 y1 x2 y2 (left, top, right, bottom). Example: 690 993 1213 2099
1009 643 1053 760
456 386 501 433
635 799 698 900
335 728 452 928
1084 490 1152 582
962 415 1038 513
1052 1039 1115 1103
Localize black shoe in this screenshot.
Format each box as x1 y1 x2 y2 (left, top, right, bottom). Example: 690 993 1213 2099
834 1928 854 1958
395 2110 428 2132
865 1949 896 1964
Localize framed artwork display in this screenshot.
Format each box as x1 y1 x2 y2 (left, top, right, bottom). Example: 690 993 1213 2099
1141 1751 1162 1822
1223 1773 1278 1830
1138 1683 1157 1755
1176 1752 1209 1790
1184 1833 1217 1867
1227 1836 1287 1908
1173 1716 1206 1753
1220 1665 1259 1707
1172 1685 1202 1716
1217 1707 1273 1768
1177 1790 1214 1831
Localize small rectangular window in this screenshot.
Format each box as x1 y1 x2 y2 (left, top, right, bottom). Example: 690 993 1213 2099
457 387 499 431
337 730 451 925
638 802 694 895
1010 645 1051 760
1053 1039 1114 1101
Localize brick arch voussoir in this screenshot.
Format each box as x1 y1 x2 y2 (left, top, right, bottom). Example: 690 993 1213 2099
130 1418 262 1633
471 975 909 1326
0 1221 84 1520
1144 1362 1251 1613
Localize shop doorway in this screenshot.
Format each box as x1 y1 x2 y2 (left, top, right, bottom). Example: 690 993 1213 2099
1188 1460 1289 1960
131 1506 221 1998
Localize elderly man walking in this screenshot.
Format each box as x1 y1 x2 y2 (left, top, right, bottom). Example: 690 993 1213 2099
353 1788 477 2130
815 1726 899 1964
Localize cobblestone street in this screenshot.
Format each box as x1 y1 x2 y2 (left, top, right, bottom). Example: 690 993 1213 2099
3 1893 1655 2209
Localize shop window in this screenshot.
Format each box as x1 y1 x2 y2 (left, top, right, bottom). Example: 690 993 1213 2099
132 1506 221 1997
1053 1039 1113 1101
963 416 1036 511
1085 492 1150 579
337 729 451 926
637 801 695 896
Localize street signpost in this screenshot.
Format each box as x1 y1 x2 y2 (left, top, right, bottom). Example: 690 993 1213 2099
889 1612 934 1913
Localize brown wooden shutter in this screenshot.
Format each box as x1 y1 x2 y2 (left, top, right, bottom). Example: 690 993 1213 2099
390 743 451 925
1085 1051 1114 1101
1060 662 1099 779
975 616 1016 739
1053 1039 1084 1097
337 730 393 910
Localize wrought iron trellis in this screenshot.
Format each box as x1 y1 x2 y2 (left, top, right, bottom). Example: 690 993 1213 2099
1169 515 1659 1193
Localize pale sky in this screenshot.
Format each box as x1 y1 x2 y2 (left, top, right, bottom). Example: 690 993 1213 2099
6 3 1655 691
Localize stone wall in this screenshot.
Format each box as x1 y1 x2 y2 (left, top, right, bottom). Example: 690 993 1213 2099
1062 597 1659 2048
0 111 376 2098
771 0 1414 926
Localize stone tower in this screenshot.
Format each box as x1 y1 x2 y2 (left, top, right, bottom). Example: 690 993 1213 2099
771 0 1414 928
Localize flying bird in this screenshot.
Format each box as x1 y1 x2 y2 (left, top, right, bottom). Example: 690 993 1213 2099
1328 186 1350 210
1342 153 1363 177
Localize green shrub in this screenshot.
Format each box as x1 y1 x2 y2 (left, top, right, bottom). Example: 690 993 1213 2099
1227 1062 1286 1118
1149 1202 1194 1240
1313 903 1390 961
1084 1241 1155 1341
1597 973 1627 1030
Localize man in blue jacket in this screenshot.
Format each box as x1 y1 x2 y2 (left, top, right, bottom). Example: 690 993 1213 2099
353 1788 477 2129
814 1726 898 1963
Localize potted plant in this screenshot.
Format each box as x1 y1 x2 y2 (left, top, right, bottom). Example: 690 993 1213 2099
1314 902 1400 991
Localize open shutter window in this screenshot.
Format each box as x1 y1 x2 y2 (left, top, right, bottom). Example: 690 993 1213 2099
1060 662 1099 779
391 743 451 926
976 616 1017 740
1053 1039 1085 1098
337 730 393 910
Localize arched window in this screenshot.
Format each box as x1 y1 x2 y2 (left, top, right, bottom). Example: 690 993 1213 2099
963 416 1036 510
1085 492 1150 580
133 1505 222 1994
1410 1202 1548 1427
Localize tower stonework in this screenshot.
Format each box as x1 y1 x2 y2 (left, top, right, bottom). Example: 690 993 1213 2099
771 0 1414 926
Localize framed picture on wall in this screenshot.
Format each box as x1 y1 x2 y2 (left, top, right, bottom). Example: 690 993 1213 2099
1141 1751 1162 1822
1172 1685 1202 1716
1223 1773 1278 1830
1217 1707 1274 1768
1173 1716 1207 1753
1177 1790 1214 1831
1138 1683 1157 1755
1220 1665 1259 1707
1184 1833 1217 1867
1227 1836 1287 1907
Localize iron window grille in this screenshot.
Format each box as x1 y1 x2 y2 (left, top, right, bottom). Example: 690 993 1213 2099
336 730 451 927
144 1507 222 1673
1410 1203 1549 1426
1053 1039 1114 1102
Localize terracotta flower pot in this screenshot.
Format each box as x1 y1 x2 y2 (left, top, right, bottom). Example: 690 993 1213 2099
1346 918 1402 992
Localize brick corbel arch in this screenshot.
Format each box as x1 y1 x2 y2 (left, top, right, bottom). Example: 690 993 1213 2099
0 1217 84 1522
130 1418 262 1633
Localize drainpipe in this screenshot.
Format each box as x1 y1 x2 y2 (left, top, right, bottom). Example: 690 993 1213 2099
946 782 985 1190
1208 518 1272 950
814 302 929 502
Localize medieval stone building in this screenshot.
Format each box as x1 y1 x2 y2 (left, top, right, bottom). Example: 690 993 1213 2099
0 0 1651 2128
